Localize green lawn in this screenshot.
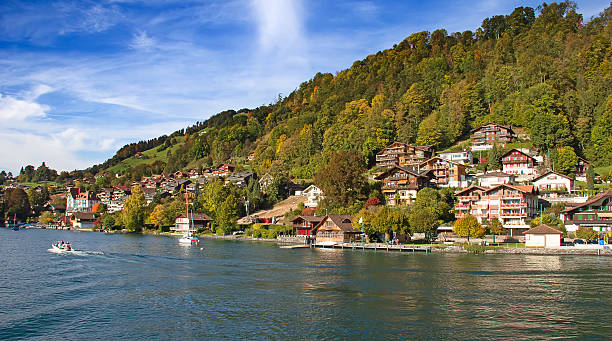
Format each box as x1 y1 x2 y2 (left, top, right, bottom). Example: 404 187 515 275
108 136 185 173
595 165 612 177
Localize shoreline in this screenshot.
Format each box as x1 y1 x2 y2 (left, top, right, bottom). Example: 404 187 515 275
16 227 611 255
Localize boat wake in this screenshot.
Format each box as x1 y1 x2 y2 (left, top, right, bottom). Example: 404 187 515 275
47 249 104 256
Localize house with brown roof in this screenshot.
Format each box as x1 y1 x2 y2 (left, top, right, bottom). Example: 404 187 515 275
525 224 562 248
375 142 434 168
471 123 515 151
501 149 537 176
415 157 468 187
561 190 612 233
291 215 324 236
70 212 96 229
455 184 539 236
375 166 434 206
312 215 361 244
530 171 573 197
173 213 213 233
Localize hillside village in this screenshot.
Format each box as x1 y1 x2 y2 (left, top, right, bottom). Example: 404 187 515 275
2 121 611 246
2 3 612 246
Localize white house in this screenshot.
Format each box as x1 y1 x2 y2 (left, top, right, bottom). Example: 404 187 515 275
476 172 515 188
70 212 96 229
298 185 325 208
438 150 473 165
524 224 562 248
531 171 573 196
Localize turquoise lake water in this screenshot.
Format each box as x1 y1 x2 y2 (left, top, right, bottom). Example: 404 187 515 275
1 228 610 340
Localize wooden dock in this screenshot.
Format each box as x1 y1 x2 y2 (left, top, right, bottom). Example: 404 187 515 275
312 242 431 253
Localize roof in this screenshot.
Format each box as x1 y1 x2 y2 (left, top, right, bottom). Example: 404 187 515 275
562 190 612 213
501 148 535 160
314 215 359 233
476 171 513 178
483 183 536 194
292 215 324 223
374 165 427 180
530 170 572 183
524 224 563 235
418 156 466 168
71 212 95 220
177 213 213 221
470 122 515 134
455 185 487 196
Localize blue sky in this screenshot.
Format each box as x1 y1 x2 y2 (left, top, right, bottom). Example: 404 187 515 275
0 0 609 174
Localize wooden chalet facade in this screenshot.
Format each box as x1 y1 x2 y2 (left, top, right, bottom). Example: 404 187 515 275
415 157 468 188
375 142 434 168
375 166 434 206
173 213 213 233
455 184 539 235
575 157 590 179
312 215 361 243
501 149 536 176
291 215 324 236
561 190 612 233
471 123 515 151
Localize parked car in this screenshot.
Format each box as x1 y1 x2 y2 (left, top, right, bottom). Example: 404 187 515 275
573 239 585 244
587 239 600 244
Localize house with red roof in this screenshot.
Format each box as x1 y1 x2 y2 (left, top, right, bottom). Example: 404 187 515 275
455 184 539 236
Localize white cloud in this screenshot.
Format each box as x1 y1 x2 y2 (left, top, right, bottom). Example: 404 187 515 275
130 30 156 50
0 93 49 122
251 0 305 52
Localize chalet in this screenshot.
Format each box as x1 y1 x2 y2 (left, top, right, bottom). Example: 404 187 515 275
173 213 213 233
524 224 563 248
438 150 473 165
134 152 144 158
213 164 235 177
97 188 113 205
471 123 515 151
455 184 539 236
312 215 361 244
225 172 254 187
247 152 256 161
70 212 96 229
299 185 325 208
501 149 536 176
531 171 573 196
415 157 468 188
187 169 200 178
575 157 590 180
258 173 274 193
561 190 612 233
375 142 434 168
142 187 157 205
375 166 434 206
43 202 66 215
174 171 189 178
291 215 324 236
476 171 515 187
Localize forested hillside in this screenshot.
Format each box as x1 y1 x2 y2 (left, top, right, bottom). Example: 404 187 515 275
96 2 612 181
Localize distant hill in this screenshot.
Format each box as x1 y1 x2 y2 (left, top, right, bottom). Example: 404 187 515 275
90 2 612 182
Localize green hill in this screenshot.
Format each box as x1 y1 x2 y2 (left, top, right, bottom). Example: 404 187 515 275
93 2 612 182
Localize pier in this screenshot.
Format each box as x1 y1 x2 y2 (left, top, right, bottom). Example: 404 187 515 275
313 242 431 253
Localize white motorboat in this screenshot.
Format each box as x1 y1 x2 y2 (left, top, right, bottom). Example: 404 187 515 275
50 241 74 253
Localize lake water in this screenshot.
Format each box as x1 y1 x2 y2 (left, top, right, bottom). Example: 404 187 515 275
1 228 610 340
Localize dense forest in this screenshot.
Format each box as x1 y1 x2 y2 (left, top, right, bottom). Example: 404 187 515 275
90 2 612 180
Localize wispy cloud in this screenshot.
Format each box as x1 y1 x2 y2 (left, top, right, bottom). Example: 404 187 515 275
0 0 610 174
